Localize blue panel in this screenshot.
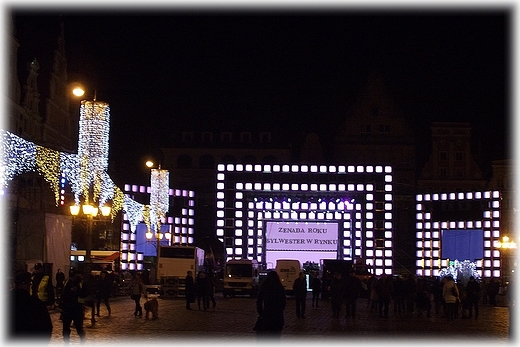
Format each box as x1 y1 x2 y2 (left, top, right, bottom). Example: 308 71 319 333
441 229 484 260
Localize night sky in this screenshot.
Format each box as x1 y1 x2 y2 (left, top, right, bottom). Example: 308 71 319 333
10 4 511 185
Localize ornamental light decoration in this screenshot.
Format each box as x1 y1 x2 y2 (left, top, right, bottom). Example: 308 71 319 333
149 167 169 235
75 99 110 207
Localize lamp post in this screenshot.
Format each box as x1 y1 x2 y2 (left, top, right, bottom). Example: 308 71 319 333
497 235 517 280
70 203 111 274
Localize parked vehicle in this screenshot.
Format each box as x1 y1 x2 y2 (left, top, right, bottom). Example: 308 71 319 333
222 259 260 297
275 259 301 295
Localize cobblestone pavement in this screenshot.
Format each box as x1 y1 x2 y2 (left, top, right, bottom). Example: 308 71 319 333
46 293 513 345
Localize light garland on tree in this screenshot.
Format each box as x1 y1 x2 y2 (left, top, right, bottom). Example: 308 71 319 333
438 259 482 285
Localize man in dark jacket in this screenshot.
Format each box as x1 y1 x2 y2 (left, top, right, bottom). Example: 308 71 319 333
344 270 363 319
292 271 307 318
256 270 286 338
185 270 195 310
61 270 88 343
329 272 346 319
10 270 53 341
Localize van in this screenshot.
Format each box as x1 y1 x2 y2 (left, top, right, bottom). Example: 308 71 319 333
275 259 301 294
222 259 260 297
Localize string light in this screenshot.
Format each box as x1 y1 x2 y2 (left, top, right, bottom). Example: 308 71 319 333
150 168 169 233
2 126 138 228
35 146 61 205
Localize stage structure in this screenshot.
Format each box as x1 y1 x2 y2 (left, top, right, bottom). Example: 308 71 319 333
415 190 501 278
215 164 394 276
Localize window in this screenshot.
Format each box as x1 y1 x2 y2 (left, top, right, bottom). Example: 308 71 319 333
362 124 371 133
177 155 192 169
202 132 213 143
221 132 232 143
439 152 447 161
182 132 194 142
440 168 447 177
240 132 252 143
260 132 271 143
455 152 464 161
199 155 215 169
379 124 389 133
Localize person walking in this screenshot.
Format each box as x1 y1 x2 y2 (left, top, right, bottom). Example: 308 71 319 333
442 275 459 321
195 271 208 310
130 272 147 317
185 270 195 310
82 273 97 326
10 270 53 341
344 269 363 319
329 272 345 319
466 276 481 318
293 271 307 318
310 272 321 307
255 270 286 339
61 269 87 344
95 270 112 317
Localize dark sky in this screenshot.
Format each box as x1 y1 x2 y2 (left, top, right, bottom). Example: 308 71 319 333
10 5 511 185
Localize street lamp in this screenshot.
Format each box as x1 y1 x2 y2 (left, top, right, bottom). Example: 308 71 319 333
497 235 517 280
70 203 111 274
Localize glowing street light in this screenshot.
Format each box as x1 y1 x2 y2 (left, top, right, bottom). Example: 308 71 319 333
70 203 111 273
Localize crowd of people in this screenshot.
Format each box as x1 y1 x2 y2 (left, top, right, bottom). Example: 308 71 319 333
9 263 514 342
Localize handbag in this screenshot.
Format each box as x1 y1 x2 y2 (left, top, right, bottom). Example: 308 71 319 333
253 316 264 331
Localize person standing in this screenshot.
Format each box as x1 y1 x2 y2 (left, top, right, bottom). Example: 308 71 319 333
55 268 65 305
10 270 53 341
30 263 55 309
205 270 217 309
293 271 307 318
95 270 112 317
195 271 208 310
466 276 481 318
375 273 393 318
310 272 321 307
344 269 363 319
255 270 286 339
61 269 87 343
329 272 345 319
442 275 459 321
185 270 195 310
130 272 147 317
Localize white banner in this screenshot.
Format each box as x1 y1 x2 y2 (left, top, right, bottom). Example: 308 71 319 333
265 221 339 252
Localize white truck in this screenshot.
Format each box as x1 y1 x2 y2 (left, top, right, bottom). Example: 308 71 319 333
222 259 260 298
157 246 205 296
275 259 302 295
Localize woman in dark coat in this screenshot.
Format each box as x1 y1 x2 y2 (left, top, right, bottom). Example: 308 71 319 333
255 270 286 338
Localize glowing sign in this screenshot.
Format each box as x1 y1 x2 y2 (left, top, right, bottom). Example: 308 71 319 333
265 221 339 252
